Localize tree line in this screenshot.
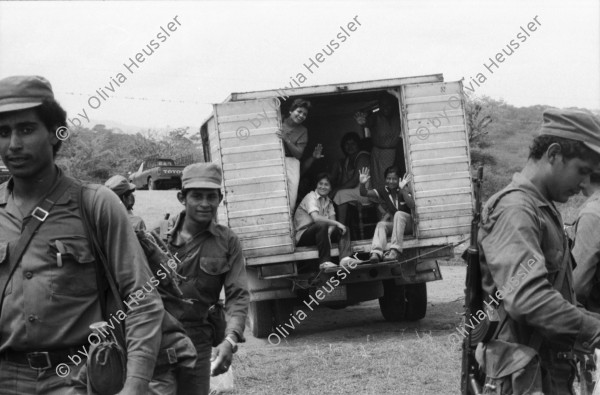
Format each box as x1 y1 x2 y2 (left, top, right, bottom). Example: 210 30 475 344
56 125 203 183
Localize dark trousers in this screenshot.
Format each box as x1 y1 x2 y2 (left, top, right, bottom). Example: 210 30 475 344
297 222 352 263
176 325 213 395
0 359 87 395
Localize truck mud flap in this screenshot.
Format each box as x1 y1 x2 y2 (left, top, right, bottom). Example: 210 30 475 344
390 259 443 284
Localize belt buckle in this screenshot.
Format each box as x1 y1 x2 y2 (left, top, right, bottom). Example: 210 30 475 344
26 351 52 369
32 207 49 222
557 351 575 361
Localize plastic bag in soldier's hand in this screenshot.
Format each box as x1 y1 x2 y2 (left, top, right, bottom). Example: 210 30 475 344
210 366 235 394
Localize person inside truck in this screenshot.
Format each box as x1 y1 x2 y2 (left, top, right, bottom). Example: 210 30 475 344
276 98 311 209
354 92 406 190
296 143 326 208
358 166 414 263
331 132 371 226
294 173 359 269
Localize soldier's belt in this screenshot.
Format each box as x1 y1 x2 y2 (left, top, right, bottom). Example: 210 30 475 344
1 347 83 370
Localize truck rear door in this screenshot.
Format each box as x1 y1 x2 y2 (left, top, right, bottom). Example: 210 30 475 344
212 98 295 257
400 81 473 239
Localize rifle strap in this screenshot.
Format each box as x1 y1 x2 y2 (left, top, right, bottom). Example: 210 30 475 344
78 185 127 320
0 176 73 313
169 229 212 262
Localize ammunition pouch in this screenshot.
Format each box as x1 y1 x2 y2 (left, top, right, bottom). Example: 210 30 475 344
207 302 226 347
469 304 500 346
475 340 543 395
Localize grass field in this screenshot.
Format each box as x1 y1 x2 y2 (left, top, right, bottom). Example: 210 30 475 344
226 265 466 395
232 332 461 395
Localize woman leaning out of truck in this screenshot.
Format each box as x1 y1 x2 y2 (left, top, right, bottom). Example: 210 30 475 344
276 98 311 209
294 173 358 270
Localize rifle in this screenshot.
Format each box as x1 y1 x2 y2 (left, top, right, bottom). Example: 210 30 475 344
460 167 490 395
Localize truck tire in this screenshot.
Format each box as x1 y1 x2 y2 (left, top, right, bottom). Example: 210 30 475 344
404 283 427 321
148 177 156 190
273 299 295 328
248 300 273 338
378 280 407 322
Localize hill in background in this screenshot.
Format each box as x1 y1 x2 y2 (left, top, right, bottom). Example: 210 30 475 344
470 98 598 223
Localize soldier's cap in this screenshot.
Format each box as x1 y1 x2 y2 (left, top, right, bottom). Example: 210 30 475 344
105 175 136 196
182 163 222 190
0 76 54 114
539 108 600 155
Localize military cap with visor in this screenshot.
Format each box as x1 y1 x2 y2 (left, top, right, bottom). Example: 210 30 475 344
0 76 54 113
105 175 136 196
181 163 222 190
539 108 600 155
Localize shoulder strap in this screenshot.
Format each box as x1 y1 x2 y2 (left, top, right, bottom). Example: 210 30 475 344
78 185 126 319
0 176 73 310
487 187 528 215
170 231 212 261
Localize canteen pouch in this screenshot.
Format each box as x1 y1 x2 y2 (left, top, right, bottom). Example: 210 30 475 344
86 334 127 395
476 340 543 395
154 312 198 375
208 301 226 347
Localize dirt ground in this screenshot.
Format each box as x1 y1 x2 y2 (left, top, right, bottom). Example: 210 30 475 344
134 191 467 394
230 264 465 395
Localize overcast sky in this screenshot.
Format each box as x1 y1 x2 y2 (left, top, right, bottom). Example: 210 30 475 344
0 0 598 131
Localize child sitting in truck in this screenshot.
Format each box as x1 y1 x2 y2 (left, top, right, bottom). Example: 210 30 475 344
294 173 360 270
331 132 371 226
358 166 414 263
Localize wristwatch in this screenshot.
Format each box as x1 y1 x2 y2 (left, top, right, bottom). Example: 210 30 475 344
224 335 238 353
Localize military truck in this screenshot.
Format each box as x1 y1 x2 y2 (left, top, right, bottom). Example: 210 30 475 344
199 74 474 337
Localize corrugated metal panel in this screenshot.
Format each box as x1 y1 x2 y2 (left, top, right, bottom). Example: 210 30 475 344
401 81 474 238
213 98 295 257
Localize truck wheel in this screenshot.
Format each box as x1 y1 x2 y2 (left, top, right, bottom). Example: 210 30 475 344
404 283 427 321
248 300 273 338
273 299 295 328
378 280 407 322
148 177 156 190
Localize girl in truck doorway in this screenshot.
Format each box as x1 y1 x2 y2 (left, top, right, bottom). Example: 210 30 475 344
294 173 360 270
276 98 311 210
